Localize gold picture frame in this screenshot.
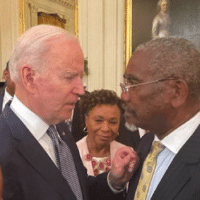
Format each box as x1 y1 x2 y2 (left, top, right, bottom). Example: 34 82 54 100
19 0 79 36
125 0 132 68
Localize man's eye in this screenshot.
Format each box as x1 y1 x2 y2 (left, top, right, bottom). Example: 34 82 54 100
110 121 118 124
95 119 103 122
130 82 138 86
126 80 137 86
65 74 76 80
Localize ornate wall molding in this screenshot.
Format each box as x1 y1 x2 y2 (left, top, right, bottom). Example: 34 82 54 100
19 0 77 34
19 0 26 34
48 0 74 8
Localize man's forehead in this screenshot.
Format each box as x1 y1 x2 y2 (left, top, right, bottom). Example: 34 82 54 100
123 73 141 82
124 50 152 80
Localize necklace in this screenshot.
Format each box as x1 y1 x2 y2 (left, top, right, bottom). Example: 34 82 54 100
85 154 111 176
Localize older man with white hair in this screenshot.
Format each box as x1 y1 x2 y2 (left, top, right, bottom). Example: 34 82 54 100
0 25 138 200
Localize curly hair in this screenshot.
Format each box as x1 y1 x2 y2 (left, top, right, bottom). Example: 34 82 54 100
79 89 124 119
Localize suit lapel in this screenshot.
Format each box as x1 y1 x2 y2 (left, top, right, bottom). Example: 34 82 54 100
152 125 200 199
0 88 5 114
3 107 78 200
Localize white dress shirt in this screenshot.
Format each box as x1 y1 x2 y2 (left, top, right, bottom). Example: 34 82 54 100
146 112 200 200
10 96 58 166
2 88 13 111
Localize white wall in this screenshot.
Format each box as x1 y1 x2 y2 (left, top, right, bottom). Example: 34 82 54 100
79 0 125 95
0 0 125 96
0 0 20 80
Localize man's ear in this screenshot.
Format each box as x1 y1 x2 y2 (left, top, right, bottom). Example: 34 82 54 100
171 79 189 108
20 65 36 93
3 70 9 81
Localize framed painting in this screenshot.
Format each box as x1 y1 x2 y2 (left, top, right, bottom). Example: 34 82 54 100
19 0 79 35
125 0 200 58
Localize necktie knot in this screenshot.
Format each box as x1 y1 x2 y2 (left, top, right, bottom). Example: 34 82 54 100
47 125 61 145
66 120 72 132
150 141 165 158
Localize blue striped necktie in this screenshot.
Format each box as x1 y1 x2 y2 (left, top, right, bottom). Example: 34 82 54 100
47 125 83 200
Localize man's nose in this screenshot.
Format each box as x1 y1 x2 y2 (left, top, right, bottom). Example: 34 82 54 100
121 91 130 103
73 78 85 96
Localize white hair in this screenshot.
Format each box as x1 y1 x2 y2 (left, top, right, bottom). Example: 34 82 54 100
9 25 78 82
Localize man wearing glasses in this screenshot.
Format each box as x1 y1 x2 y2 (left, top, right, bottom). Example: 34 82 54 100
121 37 200 200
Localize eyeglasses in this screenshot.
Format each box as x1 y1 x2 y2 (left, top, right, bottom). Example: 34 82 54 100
120 78 176 93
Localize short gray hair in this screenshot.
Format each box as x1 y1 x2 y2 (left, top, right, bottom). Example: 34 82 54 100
9 25 78 82
135 37 200 99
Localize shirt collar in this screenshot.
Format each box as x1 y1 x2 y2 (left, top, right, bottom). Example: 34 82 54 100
10 95 49 141
3 88 13 110
66 109 74 122
4 88 13 100
161 112 200 154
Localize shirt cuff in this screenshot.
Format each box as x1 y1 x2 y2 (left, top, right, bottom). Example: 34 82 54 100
107 172 124 193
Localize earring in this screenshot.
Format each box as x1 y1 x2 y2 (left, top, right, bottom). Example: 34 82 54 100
83 127 87 132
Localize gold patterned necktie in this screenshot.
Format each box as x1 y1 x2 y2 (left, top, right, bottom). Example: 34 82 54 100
134 141 165 200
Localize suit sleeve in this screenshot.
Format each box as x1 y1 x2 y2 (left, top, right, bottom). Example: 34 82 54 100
88 173 125 200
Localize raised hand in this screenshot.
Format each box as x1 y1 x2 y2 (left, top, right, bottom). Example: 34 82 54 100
109 147 139 190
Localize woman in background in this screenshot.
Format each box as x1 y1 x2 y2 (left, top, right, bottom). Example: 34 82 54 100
77 89 128 176
152 0 171 39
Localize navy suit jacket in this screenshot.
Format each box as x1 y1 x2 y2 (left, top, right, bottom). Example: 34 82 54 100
0 88 5 114
0 106 123 200
127 126 200 200
70 101 86 142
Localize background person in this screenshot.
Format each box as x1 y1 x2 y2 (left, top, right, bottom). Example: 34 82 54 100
0 61 15 113
120 37 200 200
64 90 90 142
152 0 171 39
77 89 129 176
116 107 146 150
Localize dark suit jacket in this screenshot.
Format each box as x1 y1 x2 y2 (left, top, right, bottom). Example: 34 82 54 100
0 106 123 200
127 126 200 200
0 87 5 114
71 101 87 142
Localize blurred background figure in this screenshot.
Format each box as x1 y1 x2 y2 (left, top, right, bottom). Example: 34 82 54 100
116 107 146 150
77 89 129 176
0 61 15 113
65 90 90 142
152 0 171 39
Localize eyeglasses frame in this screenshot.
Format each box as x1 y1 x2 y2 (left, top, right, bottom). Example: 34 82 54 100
120 78 177 93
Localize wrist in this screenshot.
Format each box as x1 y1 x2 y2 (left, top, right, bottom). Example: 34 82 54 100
108 172 125 191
